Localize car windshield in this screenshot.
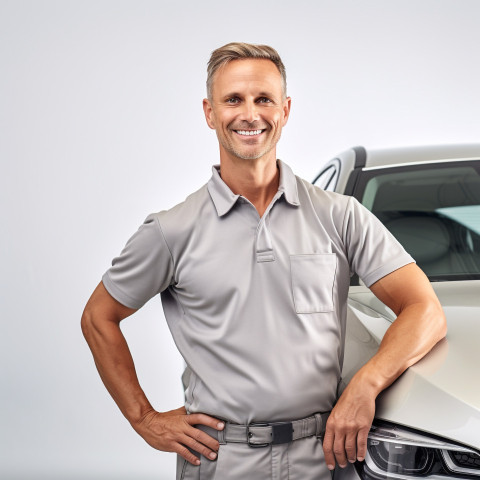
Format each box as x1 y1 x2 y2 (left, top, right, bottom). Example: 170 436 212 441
357 160 480 281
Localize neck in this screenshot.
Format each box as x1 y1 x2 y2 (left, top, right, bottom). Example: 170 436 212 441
219 154 280 217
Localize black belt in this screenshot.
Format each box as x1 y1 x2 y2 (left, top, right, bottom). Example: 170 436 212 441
198 413 330 447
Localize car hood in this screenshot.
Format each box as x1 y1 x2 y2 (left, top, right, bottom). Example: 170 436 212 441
344 280 480 450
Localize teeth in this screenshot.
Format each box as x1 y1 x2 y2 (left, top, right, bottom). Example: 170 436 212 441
236 129 263 136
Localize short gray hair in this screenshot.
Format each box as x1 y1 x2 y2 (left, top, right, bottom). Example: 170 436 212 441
206 42 287 99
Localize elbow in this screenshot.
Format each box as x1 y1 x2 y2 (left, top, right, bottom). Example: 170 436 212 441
438 310 448 341
81 307 94 342
81 302 105 344
81 305 110 349
429 300 447 344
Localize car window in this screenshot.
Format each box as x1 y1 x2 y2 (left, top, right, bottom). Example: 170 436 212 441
436 205 480 236
355 161 480 281
313 160 340 191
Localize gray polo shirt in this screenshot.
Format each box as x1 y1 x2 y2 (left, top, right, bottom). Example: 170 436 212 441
102 160 413 424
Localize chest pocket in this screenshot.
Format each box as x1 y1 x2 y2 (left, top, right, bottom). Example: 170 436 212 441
290 254 337 313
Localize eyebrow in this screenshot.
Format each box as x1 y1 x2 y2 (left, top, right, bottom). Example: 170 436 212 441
222 92 241 99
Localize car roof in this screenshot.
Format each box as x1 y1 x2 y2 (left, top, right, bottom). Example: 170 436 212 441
361 144 480 170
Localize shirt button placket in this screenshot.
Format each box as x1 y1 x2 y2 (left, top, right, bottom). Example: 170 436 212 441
256 215 275 263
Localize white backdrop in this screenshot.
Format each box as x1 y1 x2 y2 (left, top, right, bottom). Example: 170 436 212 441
1 0 479 478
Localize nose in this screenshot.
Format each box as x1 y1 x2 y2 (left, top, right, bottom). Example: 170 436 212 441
239 99 260 123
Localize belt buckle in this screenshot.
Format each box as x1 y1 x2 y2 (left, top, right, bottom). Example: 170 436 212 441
247 421 294 448
247 422 270 448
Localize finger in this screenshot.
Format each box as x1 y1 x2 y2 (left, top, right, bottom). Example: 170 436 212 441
345 431 357 463
175 443 201 466
333 431 348 468
181 433 218 461
357 427 369 461
187 413 225 431
186 425 220 452
322 427 336 471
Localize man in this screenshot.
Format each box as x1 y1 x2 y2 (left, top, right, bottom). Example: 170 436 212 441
81 42 446 479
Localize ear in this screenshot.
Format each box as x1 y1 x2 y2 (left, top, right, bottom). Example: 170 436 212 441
203 98 216 130
281 96 292 127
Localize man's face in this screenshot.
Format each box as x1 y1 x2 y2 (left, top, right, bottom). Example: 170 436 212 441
203 59 291 163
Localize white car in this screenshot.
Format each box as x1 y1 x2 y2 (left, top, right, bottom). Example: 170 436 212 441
313 145 480 480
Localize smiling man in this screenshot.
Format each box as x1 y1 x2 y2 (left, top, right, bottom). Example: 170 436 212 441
81 43 446 479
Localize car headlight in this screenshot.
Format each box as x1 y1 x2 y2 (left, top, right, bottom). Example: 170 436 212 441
357 423 480 479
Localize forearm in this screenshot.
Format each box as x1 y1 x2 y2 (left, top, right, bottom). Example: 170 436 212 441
81 303 152 427
355 299 447 395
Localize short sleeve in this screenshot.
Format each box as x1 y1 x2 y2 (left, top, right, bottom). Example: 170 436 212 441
343 197 415 287
102 213 174 309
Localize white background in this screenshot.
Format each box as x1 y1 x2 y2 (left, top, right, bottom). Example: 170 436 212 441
1 1 479 478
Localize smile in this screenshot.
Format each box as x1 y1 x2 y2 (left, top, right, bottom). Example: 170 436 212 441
234 129 264 136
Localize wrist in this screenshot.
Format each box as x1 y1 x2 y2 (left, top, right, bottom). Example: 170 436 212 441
124 400 155 429
349 365 385 398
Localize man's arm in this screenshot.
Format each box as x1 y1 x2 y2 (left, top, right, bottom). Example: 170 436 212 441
322 263 447 470
81 282 224 465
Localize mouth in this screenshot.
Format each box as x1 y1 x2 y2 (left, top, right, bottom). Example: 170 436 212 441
233 129 265 137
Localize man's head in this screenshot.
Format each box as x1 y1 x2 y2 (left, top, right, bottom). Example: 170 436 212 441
203 42 291 163
206 42 287 101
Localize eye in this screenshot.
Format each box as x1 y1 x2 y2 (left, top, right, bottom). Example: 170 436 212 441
257 97 272 104
226 97 240 104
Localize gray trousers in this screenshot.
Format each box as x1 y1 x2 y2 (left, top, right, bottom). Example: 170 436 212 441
176 435 331 480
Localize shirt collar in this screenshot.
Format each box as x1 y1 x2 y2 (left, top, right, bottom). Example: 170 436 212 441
207 165 240 217
277 159 300 207
207 159 300 217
